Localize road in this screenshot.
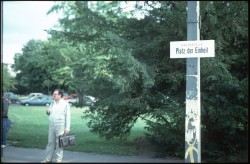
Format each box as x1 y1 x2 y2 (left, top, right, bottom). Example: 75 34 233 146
1 146 184 163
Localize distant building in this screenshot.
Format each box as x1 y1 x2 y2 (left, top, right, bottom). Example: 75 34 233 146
2 62 16 77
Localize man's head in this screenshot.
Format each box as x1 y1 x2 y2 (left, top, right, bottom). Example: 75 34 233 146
53 89 63 101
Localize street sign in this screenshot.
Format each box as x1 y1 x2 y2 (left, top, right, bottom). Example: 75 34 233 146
170 40 215 58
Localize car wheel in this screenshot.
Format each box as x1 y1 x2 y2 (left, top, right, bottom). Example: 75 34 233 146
45 103 50 106
69 102 73 106
24 103 29 106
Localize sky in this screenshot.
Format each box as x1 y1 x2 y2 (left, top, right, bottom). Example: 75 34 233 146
2 1 140 65
2 1 60 64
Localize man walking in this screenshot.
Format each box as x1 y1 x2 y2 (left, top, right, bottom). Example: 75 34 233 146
41 89 71 163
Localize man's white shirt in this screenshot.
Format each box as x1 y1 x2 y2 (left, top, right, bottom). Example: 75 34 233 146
48 99 71 131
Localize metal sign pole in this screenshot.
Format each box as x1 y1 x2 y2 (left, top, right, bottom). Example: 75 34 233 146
185 1 201 163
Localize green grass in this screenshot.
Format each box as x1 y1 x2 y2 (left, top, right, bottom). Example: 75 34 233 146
7 105 147 156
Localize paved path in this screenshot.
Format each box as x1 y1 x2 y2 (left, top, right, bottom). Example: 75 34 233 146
1 146 184 163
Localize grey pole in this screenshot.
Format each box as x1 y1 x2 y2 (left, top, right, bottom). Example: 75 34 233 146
185 1 201 163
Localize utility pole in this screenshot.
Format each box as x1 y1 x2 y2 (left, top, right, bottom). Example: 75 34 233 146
170 1 214 163
185 1 200 163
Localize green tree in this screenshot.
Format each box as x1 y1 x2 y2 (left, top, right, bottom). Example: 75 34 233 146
46 1 187 155
46 1 248 161
199 1 248 161
15 1 246 162
12 39 79 94
2 65 17 92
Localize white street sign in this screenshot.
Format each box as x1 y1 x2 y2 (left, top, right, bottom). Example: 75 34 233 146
170 40 215 58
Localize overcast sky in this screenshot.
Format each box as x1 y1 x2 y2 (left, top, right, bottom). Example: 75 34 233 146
2 1 60 64
2 1 140 64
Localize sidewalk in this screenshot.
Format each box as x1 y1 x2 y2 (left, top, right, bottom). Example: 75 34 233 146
1 146 184 163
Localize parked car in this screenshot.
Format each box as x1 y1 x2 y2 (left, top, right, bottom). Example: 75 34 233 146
20 95 53 106
27 93 44 98
63 93 98 107
4 92 19 103
19 93 45 100
69 93 78 99
65 98 78 106
63 95 73 100
61 93 75 106
84 96 98 106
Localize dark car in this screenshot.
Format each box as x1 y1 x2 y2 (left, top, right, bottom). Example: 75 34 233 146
66 95 97 107
83 96 97 107
20 95 53 106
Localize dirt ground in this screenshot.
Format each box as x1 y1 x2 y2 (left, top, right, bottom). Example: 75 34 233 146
134 137 157 157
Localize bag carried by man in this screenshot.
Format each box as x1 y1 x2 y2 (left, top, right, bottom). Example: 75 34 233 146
59 134 76 148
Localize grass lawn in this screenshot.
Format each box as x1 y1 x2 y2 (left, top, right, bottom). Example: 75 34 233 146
7 105 148 156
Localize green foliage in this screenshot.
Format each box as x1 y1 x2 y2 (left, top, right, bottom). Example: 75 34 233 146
143 93 185 158
2 65 17 92
199 1 248 161
12 39 80 94
11 1 248 162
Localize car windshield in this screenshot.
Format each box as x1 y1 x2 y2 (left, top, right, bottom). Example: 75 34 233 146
31 97 39 100
28 93 43 98
28 94 35 98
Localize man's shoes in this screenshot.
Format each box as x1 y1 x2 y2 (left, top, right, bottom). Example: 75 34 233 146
41 159 61 163
41 159 52 163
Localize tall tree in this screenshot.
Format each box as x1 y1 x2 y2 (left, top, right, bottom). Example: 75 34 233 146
12 39 80 94
42 1 248 162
